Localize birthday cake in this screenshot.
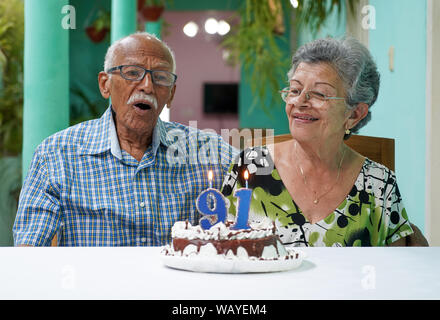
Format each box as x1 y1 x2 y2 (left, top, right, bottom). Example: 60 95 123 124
162 218 297 261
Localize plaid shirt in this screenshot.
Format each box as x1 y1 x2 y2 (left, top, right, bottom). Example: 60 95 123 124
13 107 237 246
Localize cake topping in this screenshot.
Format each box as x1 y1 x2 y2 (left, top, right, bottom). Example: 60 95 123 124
172 217 276 241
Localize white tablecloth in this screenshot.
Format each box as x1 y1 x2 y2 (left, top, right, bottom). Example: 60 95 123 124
0 247 439 300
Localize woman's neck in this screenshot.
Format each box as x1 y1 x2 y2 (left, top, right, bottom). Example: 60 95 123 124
290 138 347 173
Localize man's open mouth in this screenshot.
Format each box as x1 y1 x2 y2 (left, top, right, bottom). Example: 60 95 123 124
134 102 152 110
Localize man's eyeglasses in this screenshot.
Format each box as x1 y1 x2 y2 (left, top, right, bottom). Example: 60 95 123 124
106 65 177 87
280 87 345 107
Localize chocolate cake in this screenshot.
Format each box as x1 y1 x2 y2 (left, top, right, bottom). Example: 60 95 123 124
162 218 297 261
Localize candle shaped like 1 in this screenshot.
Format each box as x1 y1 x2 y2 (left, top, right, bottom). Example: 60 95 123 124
231 170 252 230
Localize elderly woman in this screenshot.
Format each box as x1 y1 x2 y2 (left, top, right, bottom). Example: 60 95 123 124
221 37 417 247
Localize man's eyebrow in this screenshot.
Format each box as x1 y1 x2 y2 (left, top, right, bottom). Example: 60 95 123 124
123 61 171 70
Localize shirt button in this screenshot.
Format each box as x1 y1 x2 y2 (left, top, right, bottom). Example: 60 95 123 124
140 237 147 243
139 202 145 208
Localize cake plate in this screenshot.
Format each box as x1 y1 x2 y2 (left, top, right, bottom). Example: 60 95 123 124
161 247 306 273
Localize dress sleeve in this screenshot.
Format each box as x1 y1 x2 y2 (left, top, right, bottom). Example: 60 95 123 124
13 147 61 246
382 170 414 245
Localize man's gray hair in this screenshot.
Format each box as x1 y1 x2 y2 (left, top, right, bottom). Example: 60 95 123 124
287 37 380 138
103 31 176 73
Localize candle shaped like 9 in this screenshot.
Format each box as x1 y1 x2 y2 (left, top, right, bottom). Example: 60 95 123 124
196 169 252 230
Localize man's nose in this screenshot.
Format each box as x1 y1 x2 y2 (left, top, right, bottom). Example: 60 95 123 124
138 72 154 93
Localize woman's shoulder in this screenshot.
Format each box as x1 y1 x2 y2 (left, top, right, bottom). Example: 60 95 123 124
359 158 398 191
362 158 395 177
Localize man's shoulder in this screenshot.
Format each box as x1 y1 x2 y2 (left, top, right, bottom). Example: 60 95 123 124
37 118 101 155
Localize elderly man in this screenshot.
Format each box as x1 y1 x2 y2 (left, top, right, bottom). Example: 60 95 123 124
13 32 237 246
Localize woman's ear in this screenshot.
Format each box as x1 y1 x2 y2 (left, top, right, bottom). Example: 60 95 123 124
98 71 111 99
347 103 369 130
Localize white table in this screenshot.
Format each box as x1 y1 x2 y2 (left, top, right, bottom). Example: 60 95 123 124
0 247 439 300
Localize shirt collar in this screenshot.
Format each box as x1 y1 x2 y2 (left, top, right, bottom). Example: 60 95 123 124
80 106 171 157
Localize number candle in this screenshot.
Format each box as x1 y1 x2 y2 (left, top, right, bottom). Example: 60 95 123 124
230 170 252 230
197 189 227 230
197 169 252 230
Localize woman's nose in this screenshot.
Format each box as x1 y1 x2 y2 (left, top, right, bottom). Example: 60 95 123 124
289 91 311 107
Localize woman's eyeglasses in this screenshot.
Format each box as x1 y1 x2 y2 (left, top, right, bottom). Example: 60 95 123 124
280 87 345 107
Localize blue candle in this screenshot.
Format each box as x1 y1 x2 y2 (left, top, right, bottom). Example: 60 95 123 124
231 170 252 230
197 188 227 230
197 170 252 230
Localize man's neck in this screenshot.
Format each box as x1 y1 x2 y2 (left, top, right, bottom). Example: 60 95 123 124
115 122 154 162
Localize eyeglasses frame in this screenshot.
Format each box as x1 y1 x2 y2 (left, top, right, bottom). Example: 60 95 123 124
106 65 177 87
280 87 345 104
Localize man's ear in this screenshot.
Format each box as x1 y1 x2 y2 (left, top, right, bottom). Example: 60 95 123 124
166 84 176 109
98 71 111 99
347 102 369 130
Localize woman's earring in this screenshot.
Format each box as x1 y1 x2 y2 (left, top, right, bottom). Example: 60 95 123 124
345 128 351 135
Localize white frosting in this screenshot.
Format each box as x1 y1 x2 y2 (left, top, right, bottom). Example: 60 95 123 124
171 217 276 241
236 247 249 260
182 244 197 256
261 245 277 260
198 243 217 256
164 217 293 261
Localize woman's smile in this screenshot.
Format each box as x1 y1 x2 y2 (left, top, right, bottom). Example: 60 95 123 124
292 112 319 123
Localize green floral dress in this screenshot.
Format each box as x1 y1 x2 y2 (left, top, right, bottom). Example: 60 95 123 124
221 146 413 247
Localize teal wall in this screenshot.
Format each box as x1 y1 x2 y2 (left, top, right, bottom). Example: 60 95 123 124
23 0 70 180
239 2 293 134
69 0 111 124
297 2 346 46
171 0 242 11
364 0 426 230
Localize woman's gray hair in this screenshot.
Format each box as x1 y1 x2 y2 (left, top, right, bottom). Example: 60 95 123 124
287 37 380 139
103 31 176 73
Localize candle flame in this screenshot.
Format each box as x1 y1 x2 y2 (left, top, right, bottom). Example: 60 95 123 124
244 170 249 180
208 170 213 181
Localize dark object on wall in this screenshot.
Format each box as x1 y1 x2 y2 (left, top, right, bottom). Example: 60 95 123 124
85 8 110 43
141 5 164 21
86 26 110 43
138 0 167 21
203 83 238 114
